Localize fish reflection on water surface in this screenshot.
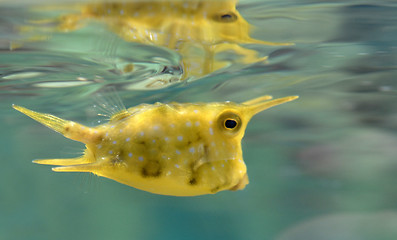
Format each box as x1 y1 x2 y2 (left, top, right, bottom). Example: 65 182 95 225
13 95 298 196
21 0 292 87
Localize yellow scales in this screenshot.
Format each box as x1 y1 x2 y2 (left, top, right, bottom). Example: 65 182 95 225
13 95 298 196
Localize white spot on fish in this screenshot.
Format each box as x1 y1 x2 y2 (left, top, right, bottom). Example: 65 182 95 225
105 132 109 137
209 120 213 125
109 150 113 154
175 164 180 168
209 127 214 135
189 147 195 154
177 136 183 141
119 129 123 133
195 121 200 126
170 124 175 128
153 125 160 130
211 166 216 171
176 150 181 155
97 144 102 149
110 125 115 128
186 122 192 127
152 139 156 143
166 171 171 176
221 164 225 168
126 137 130 142
140 131 144 136
139 156 144 162
194 109 198 114
128 153 132 157
164 137 169 141
112 141 117 144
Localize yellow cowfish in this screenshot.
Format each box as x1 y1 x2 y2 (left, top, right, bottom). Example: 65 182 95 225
24 0 292 82
13 95 298 196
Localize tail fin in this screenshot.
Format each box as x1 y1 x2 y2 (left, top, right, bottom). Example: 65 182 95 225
13 104 98 144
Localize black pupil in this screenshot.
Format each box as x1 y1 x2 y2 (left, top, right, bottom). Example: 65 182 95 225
225 119 237 129
213 12 238 23
221 14 233 20
220 13 237 22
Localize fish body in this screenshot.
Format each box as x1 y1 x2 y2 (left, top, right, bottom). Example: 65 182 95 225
63 1 292 79
13 95 298 196
23 0 292 81
64 1 270 45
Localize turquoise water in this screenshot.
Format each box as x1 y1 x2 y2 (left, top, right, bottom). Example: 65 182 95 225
2 1 397 239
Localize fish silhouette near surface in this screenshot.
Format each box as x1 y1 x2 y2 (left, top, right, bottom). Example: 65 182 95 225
23 0 293 85
13 95 298 196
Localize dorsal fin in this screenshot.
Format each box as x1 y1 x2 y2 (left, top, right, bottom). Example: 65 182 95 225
109 110 131 122
93 87 127 121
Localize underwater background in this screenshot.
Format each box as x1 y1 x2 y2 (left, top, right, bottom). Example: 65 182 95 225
1 0 397 239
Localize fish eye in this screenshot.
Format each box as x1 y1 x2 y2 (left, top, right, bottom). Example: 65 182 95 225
212 12 238 23
224 119 237 129
217 111 241 135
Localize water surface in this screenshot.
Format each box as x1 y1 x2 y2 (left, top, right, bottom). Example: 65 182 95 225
1 1 397 240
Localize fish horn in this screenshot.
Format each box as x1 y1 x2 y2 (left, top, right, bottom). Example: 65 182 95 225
33 156 90 166
13 104 98 144
244 95 299 119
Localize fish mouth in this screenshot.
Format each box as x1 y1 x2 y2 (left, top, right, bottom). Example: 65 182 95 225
230 173 249 191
